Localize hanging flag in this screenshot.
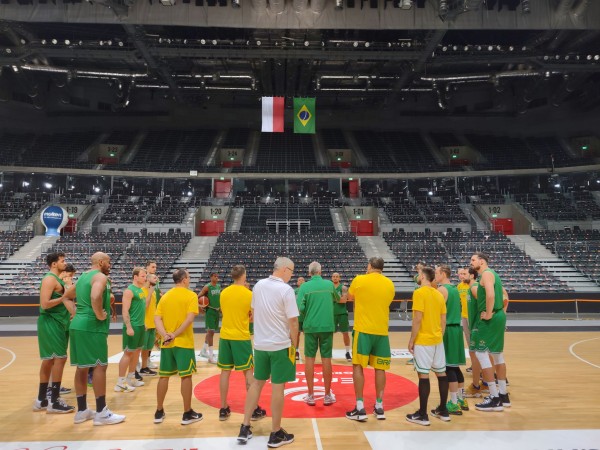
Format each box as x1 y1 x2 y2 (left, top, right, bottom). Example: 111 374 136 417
293 97 316 134
261 97 284 133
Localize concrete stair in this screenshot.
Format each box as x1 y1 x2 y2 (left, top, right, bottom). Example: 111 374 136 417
8 235 58 262
507 235 556 260
180 236 217 260
227 208 244 232
537 259 600 292
163 258 208 291
357 236 413 290
330 208 348 232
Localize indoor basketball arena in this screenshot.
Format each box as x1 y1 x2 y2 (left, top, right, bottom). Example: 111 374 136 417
0 1 599 449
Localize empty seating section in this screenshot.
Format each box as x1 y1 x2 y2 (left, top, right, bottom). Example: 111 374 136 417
101 195 191 224
532 229 600 284
379 196 467 224
524 137 586 167
0 193 48 221
321 129 348 149
517 193 587 221
0 133 35 165
224 129 250 148
431 133 460 148
377 132 442 172
0 231 33 261
252 133 320 173
572 191 600 220
19 132 99 168
353 131 397 172
240 205 334 231
382 199 424 223
383 230 571 292
103 130 137 146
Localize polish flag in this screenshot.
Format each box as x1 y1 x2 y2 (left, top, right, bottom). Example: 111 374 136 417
261 97 284 133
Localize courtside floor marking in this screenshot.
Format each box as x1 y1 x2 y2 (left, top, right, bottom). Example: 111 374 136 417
0 346 16 372
365 429 600 450
312 418 323 450
569 336 600 369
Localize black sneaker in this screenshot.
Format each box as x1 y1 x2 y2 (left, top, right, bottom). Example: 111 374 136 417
345 352 352 362
475 395 504 412
47 398 75 414
373 405 385 420
499 393 511 408
406 410 430 426
251 405 267 421
466 366 472 373
345 407 367 422
219 406 231 421
295 351 300 361
181 409 203 425
154 409 165 424
237 424 253 444
430 406 451 422
140 367 157 376
134 371 144 381
267 428 294 448
60 386 72 394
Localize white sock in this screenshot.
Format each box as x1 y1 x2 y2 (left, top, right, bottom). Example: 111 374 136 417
126 372 135 380
208 346 214 357
497 379 507 395
450 392 457 403
203 343 208 351
118 376 126 385
488 381 499 397
458 388 464 400
345 346 351 353
356 400 364 410
375 400 383 409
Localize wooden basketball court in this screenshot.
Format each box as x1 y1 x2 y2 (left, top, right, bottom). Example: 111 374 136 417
0 330 599 449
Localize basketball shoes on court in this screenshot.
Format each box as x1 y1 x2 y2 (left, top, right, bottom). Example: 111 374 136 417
154 409 165 424
267 428 294 448
47 398 75 414
181 409 203 425
345 407 368 422
373 405 385 420
406 410 430 426
431 406 451 422
93 407 126 426
475 396 504 412
74 408 95 424
251 405 267 421
446 401 462 416
237 424 253 443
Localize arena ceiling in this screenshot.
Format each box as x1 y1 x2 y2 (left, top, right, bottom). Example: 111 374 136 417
0 0 600 129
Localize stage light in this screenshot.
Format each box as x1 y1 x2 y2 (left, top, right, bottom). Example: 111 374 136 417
521 0 530 14
232 0 240 7
439 0 448 15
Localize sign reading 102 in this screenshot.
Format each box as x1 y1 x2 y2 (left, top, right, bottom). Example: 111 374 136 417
488 206 501 214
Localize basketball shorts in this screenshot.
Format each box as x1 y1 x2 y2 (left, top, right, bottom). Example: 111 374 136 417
304 332 333 358
352 330 391 371
443 324 466 366
37 315 69 360
69 329 108 367
254 347 296 384
334 313 350 333
122 325 146 351
217 338 253 371
206 308 220 331
143 328 156 351
471 310 506 353
414 343 446 374
159 347 196 377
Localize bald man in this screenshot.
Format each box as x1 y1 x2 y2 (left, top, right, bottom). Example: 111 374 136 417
69 252 125 426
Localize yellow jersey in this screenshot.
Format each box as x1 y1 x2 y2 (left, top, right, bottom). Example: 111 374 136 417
456 282 469 319
155 286 198 349
220 284 253 341
412 285 447 346
349 272 395 336
142 287 157 329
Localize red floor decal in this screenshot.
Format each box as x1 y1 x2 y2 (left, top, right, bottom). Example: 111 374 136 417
194 364 418 418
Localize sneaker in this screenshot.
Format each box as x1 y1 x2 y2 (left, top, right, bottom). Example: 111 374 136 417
128 377 145 387
93 407 126 426
295 351 300 361
324 393 336 406
219 406 231 421
47 398 75 414
406 358 414 365
373 405 385 420
87 373 94 387
114 382 136 393
345 352 352 362
134 371 143 381
237 424 253 443
445 400 462 416
499 393 511 408
345 407 367 422
458 398 469 411
154 409 165 424
431 405 451 422
475 395 504 412
464 383 483 398
251 405 267 421
208 355 218 364
33 398 48 411
200 348 209 358
148 361 159 369
303 394 316 406
181 409 203 425
74 408 95 424
60 386 72 394
267 428 294 448
406 410 430 426
466 366 473 373
139 367 157 376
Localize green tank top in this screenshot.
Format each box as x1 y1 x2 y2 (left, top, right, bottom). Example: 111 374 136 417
443 283 462 325
333 283 348 315
70 269 111 334
204 283 221 309
476 269 504 314
39 272 69 326
126 284 146 327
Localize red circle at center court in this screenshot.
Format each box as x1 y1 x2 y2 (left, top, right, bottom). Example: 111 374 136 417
194 363 418 418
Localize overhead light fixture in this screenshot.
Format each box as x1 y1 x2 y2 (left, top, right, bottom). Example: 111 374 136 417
44 182 53 189
335 0 343 8
399 0 413 9
439 0 448 15
521 0 530 14
160 0 176 5
232 0 240 7
51 39 57 45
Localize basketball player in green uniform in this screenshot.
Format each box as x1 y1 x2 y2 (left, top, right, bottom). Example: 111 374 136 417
470 252 510 412
332 273 352 362
294 276 305 360
435 265 467 415
199 272 221 364
34 252 76 414
464 268 487 399
114 267 149 392
70 252 125 425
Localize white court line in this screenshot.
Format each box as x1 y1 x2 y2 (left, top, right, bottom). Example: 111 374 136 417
0 346 16 372
311 418 323 450
569 336 600 369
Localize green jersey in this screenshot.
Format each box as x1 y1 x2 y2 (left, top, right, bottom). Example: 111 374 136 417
154 281 162 304
333 283 348 315
294 287 304 322
204 282 221 309
126 284 146 327
443 283 462 325
39 272 70 327
297 275 340 333
476 269 504 314
70 269 111 334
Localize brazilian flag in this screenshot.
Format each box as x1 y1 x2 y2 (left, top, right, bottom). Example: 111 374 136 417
293 98 316 134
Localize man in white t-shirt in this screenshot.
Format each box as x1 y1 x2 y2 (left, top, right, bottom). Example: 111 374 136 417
237 257 299 448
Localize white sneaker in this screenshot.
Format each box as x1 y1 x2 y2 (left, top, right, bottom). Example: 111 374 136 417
93 407 125 426
208 355 217 364
74 408 96 424
200 348 209 358
303 394 316 406
324 393 337 406
114 383 136 393
127 378 145 387
148 362 159 370
33 399 48 411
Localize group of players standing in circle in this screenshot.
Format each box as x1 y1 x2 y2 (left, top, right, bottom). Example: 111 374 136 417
32 248 511 448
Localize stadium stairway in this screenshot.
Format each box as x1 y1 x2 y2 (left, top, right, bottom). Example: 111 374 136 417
357 236 414 290
459 203 487 230
162 236 216 290
330 208 348 232
226 208 244 232
7 236 58 263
